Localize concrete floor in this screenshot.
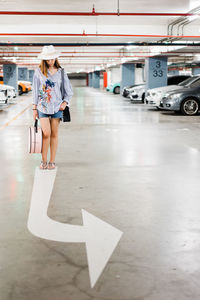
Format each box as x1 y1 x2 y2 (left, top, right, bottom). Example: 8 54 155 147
1 87 200 300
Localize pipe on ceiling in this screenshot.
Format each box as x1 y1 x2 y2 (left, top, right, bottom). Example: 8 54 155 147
0 33 200 38
0 11 199 17
0 51 195 55
0 42 200 46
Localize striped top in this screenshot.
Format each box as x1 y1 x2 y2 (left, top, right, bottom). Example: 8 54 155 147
32 67 73 114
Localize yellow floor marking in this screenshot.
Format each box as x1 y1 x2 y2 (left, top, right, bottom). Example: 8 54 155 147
0 103 31 131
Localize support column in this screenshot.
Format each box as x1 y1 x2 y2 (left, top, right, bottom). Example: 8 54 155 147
28 69 34 83
145 56 168 90
103 72 108 88
92 71 100 88
3 64 18 94
86 73 89 86
88 72 93 87
18 67 28 81
120 63 135 95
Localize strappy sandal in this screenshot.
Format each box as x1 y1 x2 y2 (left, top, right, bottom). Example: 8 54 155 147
40 161 48 170
47 162 56 170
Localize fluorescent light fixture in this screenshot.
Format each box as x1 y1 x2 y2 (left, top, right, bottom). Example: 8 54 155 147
126 45 137 50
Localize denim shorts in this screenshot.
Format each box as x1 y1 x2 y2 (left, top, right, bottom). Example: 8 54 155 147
38 110 63 120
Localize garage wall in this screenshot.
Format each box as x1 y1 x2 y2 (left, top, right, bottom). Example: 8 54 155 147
70 79 86 87
110 67 121 83
135 67 144 84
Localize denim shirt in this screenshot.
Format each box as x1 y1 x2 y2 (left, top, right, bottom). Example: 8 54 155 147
32 67 73 114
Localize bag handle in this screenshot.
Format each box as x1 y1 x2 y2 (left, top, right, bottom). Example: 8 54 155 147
61 67 65 100
34 118 38 133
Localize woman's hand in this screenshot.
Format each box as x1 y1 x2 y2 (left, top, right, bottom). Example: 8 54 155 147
33 109 38 120
59 101 68 111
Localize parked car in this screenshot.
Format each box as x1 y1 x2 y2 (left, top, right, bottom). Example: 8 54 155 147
0 84 17 103
0 88 8 108
130 75 191 104
129 84 145 103
106 82 120 94
18 81 28 95
0 75 3 85
145 75 192 109
18 80 32 95
159 76 200 115
122 84 144 98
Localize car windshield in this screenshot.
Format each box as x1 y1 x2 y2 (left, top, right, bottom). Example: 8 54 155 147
178 76 200 86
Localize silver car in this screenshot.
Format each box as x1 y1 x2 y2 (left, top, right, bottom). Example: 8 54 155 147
145 76 197 109
129 84 145 103
159 76 200 115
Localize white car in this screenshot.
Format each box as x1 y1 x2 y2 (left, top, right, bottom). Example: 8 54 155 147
0 84 17 109
129 84 146 103
145 76 199 109
0 84 17 103
0 88 8 108
145 85 180 108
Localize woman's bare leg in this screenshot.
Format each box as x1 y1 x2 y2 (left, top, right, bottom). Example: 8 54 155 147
40 117 51 162
49 118 60 163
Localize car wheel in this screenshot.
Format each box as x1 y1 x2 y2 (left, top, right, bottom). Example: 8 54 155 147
113 86 120 94
142 93 145 103
18 86 23 95
180 98 199 116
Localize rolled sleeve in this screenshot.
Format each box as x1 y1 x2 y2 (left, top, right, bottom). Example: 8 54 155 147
32 69 40 105
62 71 73 106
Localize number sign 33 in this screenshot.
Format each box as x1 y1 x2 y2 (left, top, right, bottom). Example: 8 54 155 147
153 60 163 78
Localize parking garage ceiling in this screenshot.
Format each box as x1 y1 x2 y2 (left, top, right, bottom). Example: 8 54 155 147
0 0 200 72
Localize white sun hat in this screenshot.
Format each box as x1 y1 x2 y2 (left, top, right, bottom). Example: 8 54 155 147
37 45 61 60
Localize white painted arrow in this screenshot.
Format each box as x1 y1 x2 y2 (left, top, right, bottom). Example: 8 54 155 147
27 167 123 288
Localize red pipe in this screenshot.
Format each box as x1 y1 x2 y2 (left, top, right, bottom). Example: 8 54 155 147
0 11 199 17
0 51 196 54
0 55 150 58
1 33 200 38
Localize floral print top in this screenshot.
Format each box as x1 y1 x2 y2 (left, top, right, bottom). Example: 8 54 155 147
32 67 73 114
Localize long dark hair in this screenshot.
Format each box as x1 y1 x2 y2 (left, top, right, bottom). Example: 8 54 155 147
39 58 62 77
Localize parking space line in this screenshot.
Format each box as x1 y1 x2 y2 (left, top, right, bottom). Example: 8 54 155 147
0 103 31 131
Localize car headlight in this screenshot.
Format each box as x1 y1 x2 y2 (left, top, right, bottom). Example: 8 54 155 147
162 93 170 98
168 93 182 101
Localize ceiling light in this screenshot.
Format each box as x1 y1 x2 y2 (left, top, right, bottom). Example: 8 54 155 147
126 45 137 50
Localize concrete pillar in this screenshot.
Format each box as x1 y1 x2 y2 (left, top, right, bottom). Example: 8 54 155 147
145 56 168 90
3 64 18 93
168 69 179 75
120 63 135 95
92 71 100 88
192 67 200 75
28 69 34 83
88 72 93 87
103 72 108 88
18 67 28 81
86 73 89 86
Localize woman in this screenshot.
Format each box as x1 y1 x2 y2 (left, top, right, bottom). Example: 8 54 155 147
32 45 73 170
